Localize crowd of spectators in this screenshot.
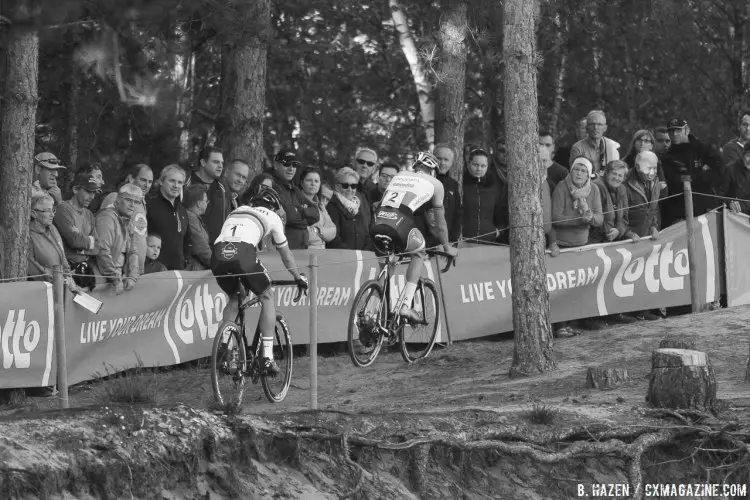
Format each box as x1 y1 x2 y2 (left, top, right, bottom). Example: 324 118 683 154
26 108 750 335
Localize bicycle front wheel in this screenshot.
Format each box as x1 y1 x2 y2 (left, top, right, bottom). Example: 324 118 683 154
347 280 386 368
260 314 294 403
400 279 440 363
211 321 247 409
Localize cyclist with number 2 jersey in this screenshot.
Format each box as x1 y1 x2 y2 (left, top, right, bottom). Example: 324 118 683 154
370 151 459 322
212 185 308 375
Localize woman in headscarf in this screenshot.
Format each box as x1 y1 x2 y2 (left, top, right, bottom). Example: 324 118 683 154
552 157 604 248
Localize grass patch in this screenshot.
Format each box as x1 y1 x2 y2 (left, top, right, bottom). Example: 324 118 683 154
526 402 559 425
93 355 159 405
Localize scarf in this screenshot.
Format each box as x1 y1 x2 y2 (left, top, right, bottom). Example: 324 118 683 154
335 192 360 216
564 174 591 215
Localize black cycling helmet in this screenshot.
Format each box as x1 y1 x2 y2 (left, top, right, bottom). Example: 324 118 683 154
248 184 283 212
412 151 439 173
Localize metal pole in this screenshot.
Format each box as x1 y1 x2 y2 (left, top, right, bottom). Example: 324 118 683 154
682 176 703 313
52 265 69 409
308 253 318 410
432 255 452 345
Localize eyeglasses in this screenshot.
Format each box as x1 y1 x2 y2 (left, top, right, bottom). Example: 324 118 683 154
356 158 376 167
33 208 55 215
339 183 357 190
280 160 301 168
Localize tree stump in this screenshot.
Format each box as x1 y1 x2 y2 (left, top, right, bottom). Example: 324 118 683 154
659 337 697 350
647 349 716 410
585 367 629 389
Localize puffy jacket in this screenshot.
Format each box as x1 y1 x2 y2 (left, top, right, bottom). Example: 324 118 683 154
94 207 139 282
185 210 212 270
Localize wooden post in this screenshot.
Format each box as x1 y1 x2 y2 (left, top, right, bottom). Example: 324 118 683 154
308 253 318 410
682 175 703 313
52 265 69 409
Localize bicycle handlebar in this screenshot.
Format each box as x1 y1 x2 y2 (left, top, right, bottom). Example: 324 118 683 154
271 280 306 303
425 249 456 274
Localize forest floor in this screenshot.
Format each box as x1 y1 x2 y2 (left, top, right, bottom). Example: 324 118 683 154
1 305 749 499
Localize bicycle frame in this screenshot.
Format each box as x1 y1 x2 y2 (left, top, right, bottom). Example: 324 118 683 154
233 280 302 352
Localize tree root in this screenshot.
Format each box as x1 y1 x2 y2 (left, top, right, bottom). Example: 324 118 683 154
237 408 750 499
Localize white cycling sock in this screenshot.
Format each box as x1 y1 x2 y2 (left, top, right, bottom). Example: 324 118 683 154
395 282 418 312
262 337 274 360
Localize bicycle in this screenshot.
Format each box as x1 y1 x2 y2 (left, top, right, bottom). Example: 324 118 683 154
347 235 454 367
210 279 304 408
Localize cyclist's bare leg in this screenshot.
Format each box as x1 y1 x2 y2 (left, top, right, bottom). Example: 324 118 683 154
222 294 240 328
258 287 278 365
397 253 426 321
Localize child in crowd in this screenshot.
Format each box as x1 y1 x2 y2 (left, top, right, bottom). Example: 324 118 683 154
144 233 168 274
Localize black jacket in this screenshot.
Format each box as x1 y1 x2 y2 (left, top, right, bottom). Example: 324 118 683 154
146 192 189 270
661 134 723 226
722 159 750 214
184 172 231 245
424 172 462 247
327 193 372 250
462 173 508 244
270 171 320 249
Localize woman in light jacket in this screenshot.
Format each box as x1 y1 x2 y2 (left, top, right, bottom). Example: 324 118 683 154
298 168 336 249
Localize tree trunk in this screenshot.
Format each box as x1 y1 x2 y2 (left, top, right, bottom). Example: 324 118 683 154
741 0 750 111
390 0 435 148
622 36 638 133
436 0 468 180
172 21 194 164
548 13 568 138
588 2 605 110
647 349 717 410
0 0 39 281
64 33 80 175
217 0 270 180
504 0 556 378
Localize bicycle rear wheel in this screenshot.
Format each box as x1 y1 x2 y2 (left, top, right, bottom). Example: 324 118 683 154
347 280 386 367
260 314 294 403
211 321 247 409
400 279 440 363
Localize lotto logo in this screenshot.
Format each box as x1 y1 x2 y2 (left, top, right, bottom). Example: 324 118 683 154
0 309 42 369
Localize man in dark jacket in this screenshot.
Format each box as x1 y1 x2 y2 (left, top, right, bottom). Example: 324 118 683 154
432 144 463 247
270 149 320 249
184 146 231 244
660 118 723 227
146 165 189 270
722 142 750 215
721 111 750 168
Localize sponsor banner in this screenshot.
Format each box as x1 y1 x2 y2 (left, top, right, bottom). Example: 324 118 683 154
440 212 722 340
62 249 447 385
64 270 227 385
723 210 750 306
0 282 55 389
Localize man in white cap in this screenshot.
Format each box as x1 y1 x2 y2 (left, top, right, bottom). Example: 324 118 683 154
32 152 66 206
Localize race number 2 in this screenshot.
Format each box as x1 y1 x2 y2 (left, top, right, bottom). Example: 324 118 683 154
381 190 406 209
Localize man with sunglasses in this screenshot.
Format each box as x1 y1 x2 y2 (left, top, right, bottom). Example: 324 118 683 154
32 152 66 206
351 147 379 203
370 151 459 323
269 149 320 249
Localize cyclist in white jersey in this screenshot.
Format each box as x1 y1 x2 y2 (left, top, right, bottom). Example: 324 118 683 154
370 151 459 322
212 185 308 375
